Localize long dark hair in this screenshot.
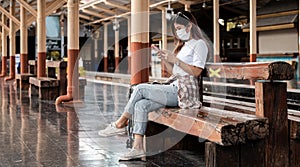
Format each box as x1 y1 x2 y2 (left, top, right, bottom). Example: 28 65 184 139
171 11 207 55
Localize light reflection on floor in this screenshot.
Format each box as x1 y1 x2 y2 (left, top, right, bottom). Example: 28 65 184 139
0 79 204 167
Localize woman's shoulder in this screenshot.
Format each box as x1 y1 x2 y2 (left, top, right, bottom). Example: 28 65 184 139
193 39 207 49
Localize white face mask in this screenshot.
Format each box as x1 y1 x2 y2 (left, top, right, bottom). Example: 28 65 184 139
176 28 190 41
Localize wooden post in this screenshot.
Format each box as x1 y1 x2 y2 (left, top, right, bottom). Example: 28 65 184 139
0 14 7 77
55 0 80 104
161 9 168 77
37 0 46 78
205 142 239 167
20 3 28 74
131 0 150 85
5 0 16 81
114 26 119 72
213 0 220 63
298 0 300 80
250 0 257 62
127 16 131 74
255 81 289 167
103 23 108 72
290 121 300 167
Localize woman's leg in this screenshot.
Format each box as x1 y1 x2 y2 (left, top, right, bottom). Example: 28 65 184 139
116 83 178 128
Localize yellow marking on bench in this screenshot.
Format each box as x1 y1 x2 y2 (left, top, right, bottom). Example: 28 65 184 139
209 68 221 77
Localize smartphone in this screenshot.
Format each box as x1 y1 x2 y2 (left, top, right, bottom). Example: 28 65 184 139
151 44 161 52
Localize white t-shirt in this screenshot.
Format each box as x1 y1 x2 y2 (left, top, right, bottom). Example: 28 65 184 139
172 39 208 76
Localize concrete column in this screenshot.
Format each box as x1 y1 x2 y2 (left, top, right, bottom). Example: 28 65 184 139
250 0 257 62
185 4 190 11
298 0 300 80
20 4 28 74
94 38 98 71
131 0 150 84
60 14 65 58
56 0 80 104
161 9 168 77
5 0 16 81
0 14 7 77
127 17 131 74
37 0 46 78
103 23 108 72
114 28 119 72
213 0 220 62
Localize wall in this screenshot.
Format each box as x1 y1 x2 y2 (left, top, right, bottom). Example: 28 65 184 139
258 28 298 54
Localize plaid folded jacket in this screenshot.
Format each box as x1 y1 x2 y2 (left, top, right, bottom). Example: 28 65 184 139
177 75 202 109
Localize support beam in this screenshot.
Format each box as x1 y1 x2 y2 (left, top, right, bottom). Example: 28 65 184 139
56 0 80 104
20 4 28 74
16 0 37 17
250 0 257 62
79 14 94 21
114 28 119 72
92 5 116 15
298 0 300 80
103 23 108 72
5 0 16 81
131 0 150 84
161 9 168 77
213 0 220 62
37 0 46 78
0 14 7 77
0 5 20 26
26 0 66 26
81 9 107 18
104 0 130 11
127 16 131 74
0 21 9 32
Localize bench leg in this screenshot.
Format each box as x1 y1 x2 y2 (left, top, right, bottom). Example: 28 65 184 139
39 87 59 100
205 141 265 167
29 84 39 97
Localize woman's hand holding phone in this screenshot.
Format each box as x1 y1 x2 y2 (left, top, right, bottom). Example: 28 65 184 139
151 45 165 59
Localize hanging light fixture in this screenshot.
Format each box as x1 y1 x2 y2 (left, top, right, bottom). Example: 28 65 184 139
165 1 173 20
113 17 120 31
202 1 207 8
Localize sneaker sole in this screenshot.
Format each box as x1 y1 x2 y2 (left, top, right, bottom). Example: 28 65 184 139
98 130 126 137
119 153 146 161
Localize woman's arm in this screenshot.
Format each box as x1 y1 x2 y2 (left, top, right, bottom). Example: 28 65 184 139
161 50 203 77
174 59 203 77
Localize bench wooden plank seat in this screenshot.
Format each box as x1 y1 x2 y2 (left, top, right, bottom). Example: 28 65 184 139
16 60 37 90
204 61 294 80
149 107 267 146
143 61 295 166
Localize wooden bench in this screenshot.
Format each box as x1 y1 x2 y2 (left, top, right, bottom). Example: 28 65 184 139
29 61 66 100
16 60 37 90
145 61 295 166
29 61 87 100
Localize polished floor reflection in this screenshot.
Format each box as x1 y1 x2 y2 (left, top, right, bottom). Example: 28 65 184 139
0 79 203 167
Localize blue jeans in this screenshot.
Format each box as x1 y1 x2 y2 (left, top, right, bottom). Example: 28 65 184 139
124 83 178 135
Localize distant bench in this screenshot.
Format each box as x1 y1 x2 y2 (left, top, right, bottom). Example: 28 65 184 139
144 61 297 166
16 60 37 90
29 61 86 100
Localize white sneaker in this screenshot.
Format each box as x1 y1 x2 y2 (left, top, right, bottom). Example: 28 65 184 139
98 122 126 137
119 148 146 161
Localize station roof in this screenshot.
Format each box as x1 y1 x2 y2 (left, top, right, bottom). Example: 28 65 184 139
0 0 275 28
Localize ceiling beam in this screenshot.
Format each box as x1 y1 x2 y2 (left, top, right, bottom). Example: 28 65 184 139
0 6 20 26
81 9 107 18
92 5 116 15
103 0 130 11
16 0 37 17
80 0 105 10
25 0 66 28
0 21 9 32
86 12 130 25
79 14 94 21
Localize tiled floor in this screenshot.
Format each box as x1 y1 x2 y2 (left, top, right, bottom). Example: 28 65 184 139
0 79 204 167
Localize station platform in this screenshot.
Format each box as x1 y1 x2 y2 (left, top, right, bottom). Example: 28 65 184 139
0 78 204 167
